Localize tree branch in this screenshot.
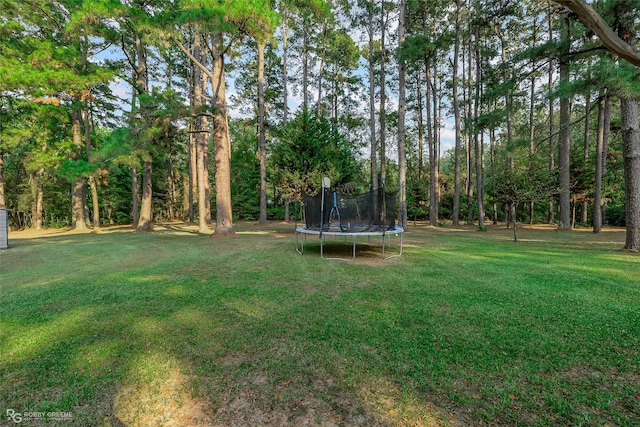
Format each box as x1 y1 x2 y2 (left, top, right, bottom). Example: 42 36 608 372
171 35 216 82
553 0 640 67
120 34 136 71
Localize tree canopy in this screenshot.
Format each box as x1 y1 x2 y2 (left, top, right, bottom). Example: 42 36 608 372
1 0 639 249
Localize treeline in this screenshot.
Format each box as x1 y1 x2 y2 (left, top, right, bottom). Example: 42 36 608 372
1 0 639 249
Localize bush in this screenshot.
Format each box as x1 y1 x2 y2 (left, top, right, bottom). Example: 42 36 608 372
605 204 625 227
114 212 132 225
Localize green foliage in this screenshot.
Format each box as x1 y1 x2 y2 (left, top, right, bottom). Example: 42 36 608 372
57 160 101 182
230 119 261 220
398 34 437 63
176 0 279 40
488 154 558 207
406 178 429 220
271 110 362 197
99 164 135 225
125 87 184 162
0 0 635 233
326 28 360 71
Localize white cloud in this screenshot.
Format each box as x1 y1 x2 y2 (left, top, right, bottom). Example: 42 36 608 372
110 78 130 105
440 122 456 153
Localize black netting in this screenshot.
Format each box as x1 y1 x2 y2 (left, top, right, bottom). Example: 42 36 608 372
302 187 398 233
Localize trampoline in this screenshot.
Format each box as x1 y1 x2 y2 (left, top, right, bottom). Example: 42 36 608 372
295 180 403 261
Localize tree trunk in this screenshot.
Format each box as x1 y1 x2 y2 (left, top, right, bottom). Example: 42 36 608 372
490 127 498 223
258 39 268 225
498 26 516 229
368 4 378 193
426 66 437 226
0 106 4 208
557 14 572 231
466 33 474 225
582 90 591 226
211 33 235 237
167 152 176 221
0 152 5 208
332 69 339 128
71 177 87 230
282 11 289 126
621 97 640 250
284 200 290 222
71 108 87 230
548 2 555 225
302 28 309 111
188 124 196 222
616 7 640 250
188 52 197 223
397 0 407 229
529 24 537 225
602 95 611 226
593 94 606 233
434 64 441 223
316 22 328 117
452 0 462 226
475 130 486 230
416 75 424 182
134 31 152 232
194 34 211 233
203 82 211 225
132 167 139 226
529 76 536 152
474 18 485 230
379 5 387 187
89 177 100 230
136 160 153 232
84 107 100 231
182 174 190 221
33 174 43 230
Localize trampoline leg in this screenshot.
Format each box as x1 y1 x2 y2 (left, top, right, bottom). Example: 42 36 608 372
321 235 356 262
352 236 356 260
382 232 403 260
296 230 306 255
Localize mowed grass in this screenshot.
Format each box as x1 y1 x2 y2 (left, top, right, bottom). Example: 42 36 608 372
1 222 639 426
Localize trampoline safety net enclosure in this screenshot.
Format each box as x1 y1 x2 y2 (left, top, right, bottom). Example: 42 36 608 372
296 184 403 261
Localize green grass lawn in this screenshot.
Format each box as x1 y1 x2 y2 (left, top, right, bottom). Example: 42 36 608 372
1 222 639 426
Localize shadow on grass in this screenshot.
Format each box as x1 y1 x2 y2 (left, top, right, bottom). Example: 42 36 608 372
1 222 638 426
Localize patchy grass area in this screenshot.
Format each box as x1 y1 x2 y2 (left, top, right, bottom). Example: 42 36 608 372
1 221 639 426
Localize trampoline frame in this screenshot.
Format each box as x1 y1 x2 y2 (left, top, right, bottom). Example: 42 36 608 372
295 225 404 261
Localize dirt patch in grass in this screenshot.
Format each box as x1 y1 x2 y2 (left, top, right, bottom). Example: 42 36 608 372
209 370 460 427
212 378 366 427
114 374 212 426
219 352 249 367
113 353 212 426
